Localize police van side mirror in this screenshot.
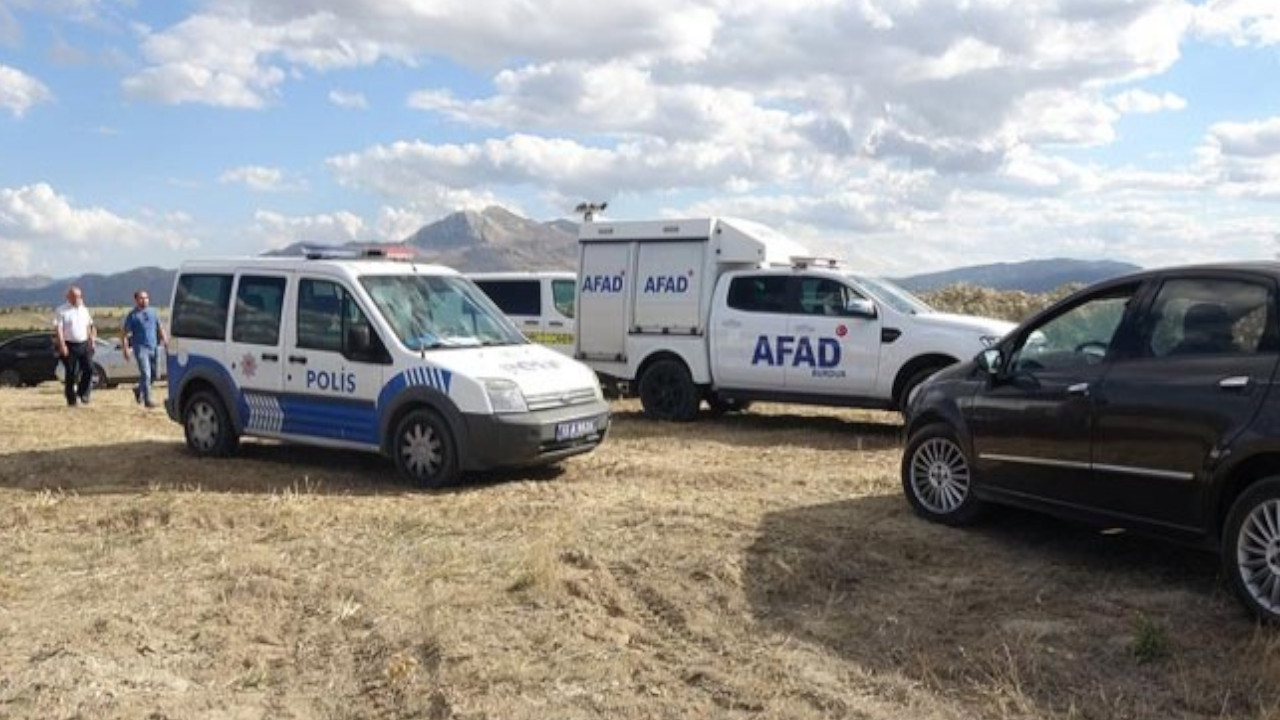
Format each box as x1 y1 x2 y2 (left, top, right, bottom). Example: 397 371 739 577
347 325 371 356
845 298 877 319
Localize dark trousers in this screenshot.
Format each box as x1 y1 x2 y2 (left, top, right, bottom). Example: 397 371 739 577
62 341 93 405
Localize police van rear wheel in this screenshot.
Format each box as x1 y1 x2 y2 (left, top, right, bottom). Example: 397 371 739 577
639 359 700 422
183 390 239 457
394 409 459 488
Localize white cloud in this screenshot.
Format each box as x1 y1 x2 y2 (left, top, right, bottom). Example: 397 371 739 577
249 210 367 250
1193 0 1280 47
218 165 302 192
328 89 367 109
1110 89 1188 114
0 64 52 117
0 183 199 274
1197 116 1280 200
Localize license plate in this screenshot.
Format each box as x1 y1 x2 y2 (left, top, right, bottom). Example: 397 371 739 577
555 418 597 442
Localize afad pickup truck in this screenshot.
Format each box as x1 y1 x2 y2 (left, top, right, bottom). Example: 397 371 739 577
575 217 1015 421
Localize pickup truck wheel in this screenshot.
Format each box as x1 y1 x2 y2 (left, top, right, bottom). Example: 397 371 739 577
902 423 983 526
639 359 700 422
393 409 460 488
183 390 240 457
1223 477 1280 623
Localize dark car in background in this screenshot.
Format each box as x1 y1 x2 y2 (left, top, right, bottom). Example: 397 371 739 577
0 331 58 387
901 262 1280 622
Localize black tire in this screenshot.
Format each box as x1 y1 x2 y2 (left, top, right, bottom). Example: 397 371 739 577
393 408 460 488
706 393 752 416
901 423 984 526
1222 477 1280 623
638 359 700 422
897 364 947 412
91 363 110 389
0 369 20 388
183 390 239 457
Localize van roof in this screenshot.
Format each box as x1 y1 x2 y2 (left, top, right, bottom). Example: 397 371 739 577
467 271 575 280
176 256 462 278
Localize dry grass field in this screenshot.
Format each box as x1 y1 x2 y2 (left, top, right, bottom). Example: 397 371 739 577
1 385 1279 720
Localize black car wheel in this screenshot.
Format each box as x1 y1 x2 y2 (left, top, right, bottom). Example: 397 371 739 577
0 369 20 388
92 363 110 389
902 423 984 525
1224 477 1280 623
638 359 700 422
183 390 239 457
393 409 459 488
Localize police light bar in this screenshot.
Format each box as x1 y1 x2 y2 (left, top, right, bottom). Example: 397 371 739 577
789 255 844 269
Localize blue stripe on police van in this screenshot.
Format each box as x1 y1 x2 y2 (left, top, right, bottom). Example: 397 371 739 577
403 366 452 393
244 391 284 434
278 395 378 445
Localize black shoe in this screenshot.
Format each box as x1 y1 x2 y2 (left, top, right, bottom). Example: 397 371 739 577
145 401 158 409
133 387 141 404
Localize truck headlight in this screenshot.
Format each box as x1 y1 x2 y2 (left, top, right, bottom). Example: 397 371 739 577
483 379 528 414
979 335 1001 348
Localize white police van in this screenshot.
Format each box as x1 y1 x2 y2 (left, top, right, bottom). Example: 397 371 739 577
165 251 610 487
467 271 576 355
577 218 1015 420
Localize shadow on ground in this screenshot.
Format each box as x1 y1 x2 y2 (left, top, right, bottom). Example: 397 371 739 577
743 496 1275 718
0 439 564 496
609 407 903 451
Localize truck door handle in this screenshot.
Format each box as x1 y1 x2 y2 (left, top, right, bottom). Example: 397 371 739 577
1219 376 1250 390
1067 382 1090 396
794 324 815 333
288 355 308 365
548 321 565 327
523 320 539 326
261 353 279 362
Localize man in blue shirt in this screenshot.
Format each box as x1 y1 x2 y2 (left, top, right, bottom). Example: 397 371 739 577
121 289 168 408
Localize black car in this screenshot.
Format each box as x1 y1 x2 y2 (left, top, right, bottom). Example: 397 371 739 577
0 331 58 387
902 262 1280 621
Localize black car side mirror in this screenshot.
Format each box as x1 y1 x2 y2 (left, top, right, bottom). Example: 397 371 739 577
977 348 1002 376
347 324 372 356
844 298 878 319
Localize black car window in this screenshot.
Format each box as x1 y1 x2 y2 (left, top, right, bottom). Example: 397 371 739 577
172 273 233 340
15 335 52 351
1010 285 1137 373
1146 278 1272 358
475 280 540 316
797 277 861 316
232 275 287 346
727 275 789 313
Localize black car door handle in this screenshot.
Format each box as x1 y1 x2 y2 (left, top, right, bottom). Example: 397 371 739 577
288 355 308 365
1219 376 1250 390
261 353 279 362
1067 382 1090 396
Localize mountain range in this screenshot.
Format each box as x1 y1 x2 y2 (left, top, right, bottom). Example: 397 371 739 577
0 207 1139 307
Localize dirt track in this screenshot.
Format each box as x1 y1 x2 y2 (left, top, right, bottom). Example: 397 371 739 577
0 385 1276 719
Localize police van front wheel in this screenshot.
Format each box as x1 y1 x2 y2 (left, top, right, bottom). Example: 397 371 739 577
394 409 460 488
639 359 700 422
183 391 239 457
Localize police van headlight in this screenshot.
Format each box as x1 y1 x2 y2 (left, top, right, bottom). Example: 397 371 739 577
483 379 528 414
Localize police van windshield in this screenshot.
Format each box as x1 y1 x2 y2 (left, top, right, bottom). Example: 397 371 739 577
848 275 934 315
360 275 526 350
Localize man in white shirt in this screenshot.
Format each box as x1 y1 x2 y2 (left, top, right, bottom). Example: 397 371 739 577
53 285 96 406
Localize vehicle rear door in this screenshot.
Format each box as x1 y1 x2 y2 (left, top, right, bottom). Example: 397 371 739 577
968 282 1142 503
225 272 289 431
1090 273 1280 530
712 274 790 390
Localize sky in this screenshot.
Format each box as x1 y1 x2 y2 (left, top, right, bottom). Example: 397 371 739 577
1 0 1279 280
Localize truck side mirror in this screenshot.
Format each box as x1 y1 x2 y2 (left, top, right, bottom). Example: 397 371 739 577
977 348 1002 376
845 298 877 319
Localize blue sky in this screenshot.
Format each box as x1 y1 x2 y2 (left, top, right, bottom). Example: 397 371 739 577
1 0 1279 280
